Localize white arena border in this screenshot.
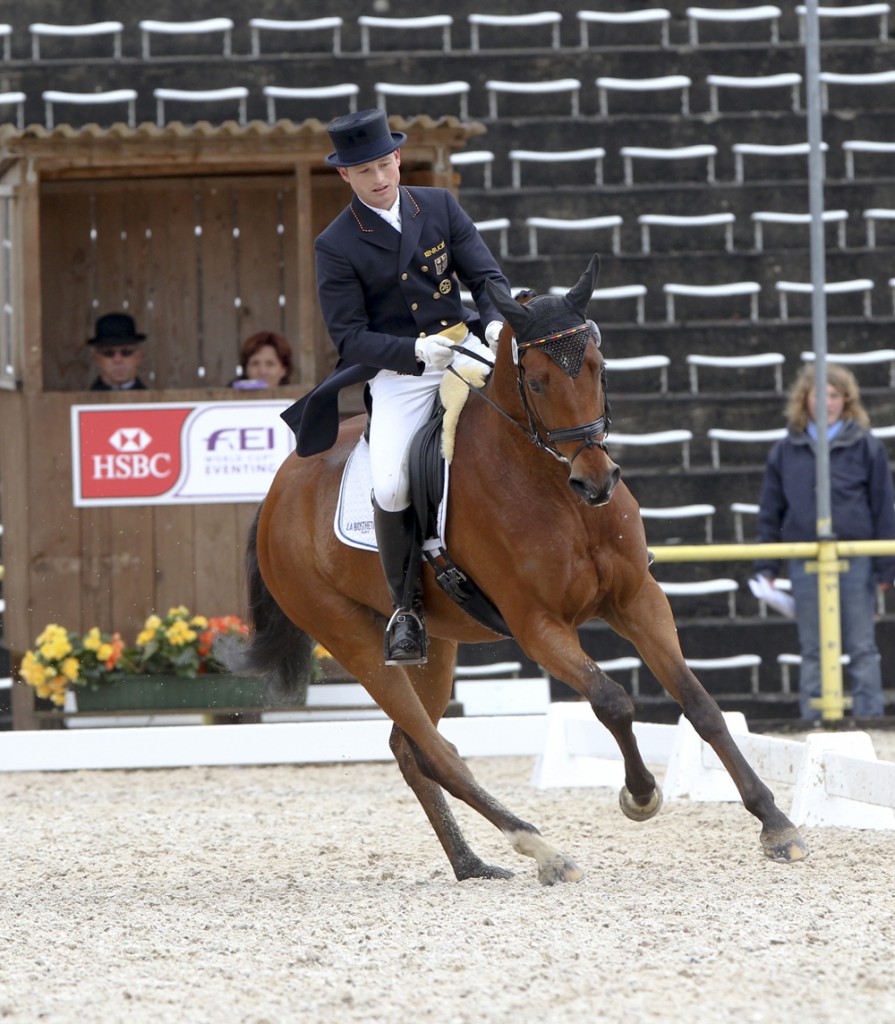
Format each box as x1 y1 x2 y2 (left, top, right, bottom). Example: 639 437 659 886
2 691 893 829
532 703 895 829
0 715 546 773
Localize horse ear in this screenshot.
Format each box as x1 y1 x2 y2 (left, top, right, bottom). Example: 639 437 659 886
565 254 601 318
485 278 533 335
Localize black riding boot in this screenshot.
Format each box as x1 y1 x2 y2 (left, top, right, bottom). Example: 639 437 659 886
373 502 428 666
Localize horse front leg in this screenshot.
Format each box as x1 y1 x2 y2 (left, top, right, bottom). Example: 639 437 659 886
607 581 808 863
520 618 663 821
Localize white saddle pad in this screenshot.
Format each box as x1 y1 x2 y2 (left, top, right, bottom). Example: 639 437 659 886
335 437 449 552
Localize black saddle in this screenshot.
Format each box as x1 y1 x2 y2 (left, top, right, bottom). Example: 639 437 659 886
407 401 513 639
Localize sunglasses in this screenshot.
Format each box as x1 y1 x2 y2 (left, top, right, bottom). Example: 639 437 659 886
98 346 138 358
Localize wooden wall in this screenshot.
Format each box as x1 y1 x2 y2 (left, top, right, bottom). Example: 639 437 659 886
4 389 263 642
40 175 300 390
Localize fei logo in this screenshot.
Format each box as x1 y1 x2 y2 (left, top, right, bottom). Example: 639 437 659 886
72 401 294 507
74 406 191 502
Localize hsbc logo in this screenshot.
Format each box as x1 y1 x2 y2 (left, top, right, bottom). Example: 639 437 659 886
95 426 170 477
80 412 188 489
91 450 173 480
109 427 153 453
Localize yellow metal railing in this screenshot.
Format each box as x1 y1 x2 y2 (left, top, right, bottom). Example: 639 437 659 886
650 539 895 721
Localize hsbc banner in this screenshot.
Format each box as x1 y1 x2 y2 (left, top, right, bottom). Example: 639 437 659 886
71 400 294 507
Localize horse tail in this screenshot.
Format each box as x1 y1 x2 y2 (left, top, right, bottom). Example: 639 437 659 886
217 506 316 705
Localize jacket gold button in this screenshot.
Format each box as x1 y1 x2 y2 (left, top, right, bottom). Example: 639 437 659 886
421 265 428 272
411 302 419 310
401 273 408 280
433 292 440 300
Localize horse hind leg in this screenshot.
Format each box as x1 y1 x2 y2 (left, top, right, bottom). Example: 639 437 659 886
387 642 513 881
401 726 584 886
389 725 513 881
398 645 581 885
307 613 581 885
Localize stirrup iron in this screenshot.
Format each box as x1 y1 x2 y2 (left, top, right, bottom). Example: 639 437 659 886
383 606 428 666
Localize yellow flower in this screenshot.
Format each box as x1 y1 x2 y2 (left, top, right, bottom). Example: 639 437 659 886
144 614 162 631
20 651 46 687
36 624 66 647
165 620 196 646
61 657 81 682
83 627 102 652
136 628 157 646
39 633 72 662
47 678 68 706
97 642 113 661
167 605 190 619
190 615 209 629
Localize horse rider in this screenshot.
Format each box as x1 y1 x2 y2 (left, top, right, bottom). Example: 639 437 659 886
281 108 509 666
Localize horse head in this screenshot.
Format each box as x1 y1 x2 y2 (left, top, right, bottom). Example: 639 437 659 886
485 254 620 507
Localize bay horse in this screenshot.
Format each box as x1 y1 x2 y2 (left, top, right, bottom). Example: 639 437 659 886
243 253 807 884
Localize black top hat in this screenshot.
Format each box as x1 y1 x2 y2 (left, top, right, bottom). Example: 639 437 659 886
325 108 406 168
87 312 147 346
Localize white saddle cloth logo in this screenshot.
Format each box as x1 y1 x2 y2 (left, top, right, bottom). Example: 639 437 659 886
334 437 449 552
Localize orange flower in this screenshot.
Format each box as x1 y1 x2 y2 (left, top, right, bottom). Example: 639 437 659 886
105 634 126 670
198 616 249 660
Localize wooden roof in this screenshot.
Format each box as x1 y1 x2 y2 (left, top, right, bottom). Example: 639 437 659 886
0 115 485 177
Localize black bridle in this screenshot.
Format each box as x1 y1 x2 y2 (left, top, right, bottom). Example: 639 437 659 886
449 323 611 465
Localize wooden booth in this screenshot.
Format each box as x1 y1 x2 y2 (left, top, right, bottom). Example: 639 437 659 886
0 115 481 728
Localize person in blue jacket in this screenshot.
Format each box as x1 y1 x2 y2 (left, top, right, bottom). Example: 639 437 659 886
281 108 509 666
755 363 895 720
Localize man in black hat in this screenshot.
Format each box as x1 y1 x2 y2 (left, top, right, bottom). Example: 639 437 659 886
282 108 509 666
87 312 148 391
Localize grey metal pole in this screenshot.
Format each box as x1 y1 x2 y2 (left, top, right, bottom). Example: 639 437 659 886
804 0 846 721
804 0 832 537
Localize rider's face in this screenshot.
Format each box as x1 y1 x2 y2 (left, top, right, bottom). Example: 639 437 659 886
338 151 402 211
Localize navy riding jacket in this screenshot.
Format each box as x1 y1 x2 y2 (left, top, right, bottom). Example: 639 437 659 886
281 185 508 457
754 419 895 584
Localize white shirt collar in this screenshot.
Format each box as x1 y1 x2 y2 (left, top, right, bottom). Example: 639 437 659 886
360 194 401 232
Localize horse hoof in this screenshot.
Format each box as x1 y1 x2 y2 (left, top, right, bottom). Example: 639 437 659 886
761 826 809 863
456 860 515 881
537 854 585 886
619 785 663 822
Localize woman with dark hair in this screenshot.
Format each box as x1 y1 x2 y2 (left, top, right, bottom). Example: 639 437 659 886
232 331 293 389
755 363 895 721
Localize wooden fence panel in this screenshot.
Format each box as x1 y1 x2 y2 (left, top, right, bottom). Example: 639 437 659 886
197 183 239 388
39 191 93 390
144 188 199 389
107 504 157 628
152 505 198 615
26 395 83 631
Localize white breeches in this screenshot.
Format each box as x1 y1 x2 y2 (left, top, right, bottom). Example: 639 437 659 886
368 333 492 512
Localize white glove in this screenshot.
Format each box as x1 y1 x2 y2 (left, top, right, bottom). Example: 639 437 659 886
484 320 503 353
414 334 455 371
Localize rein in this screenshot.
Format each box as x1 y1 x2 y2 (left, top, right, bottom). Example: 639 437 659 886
448 336 610 465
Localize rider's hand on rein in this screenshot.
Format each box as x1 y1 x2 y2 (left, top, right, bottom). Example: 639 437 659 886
415 335 455 372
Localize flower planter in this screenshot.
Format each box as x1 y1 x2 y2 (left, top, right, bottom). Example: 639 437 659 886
71 674 293 712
